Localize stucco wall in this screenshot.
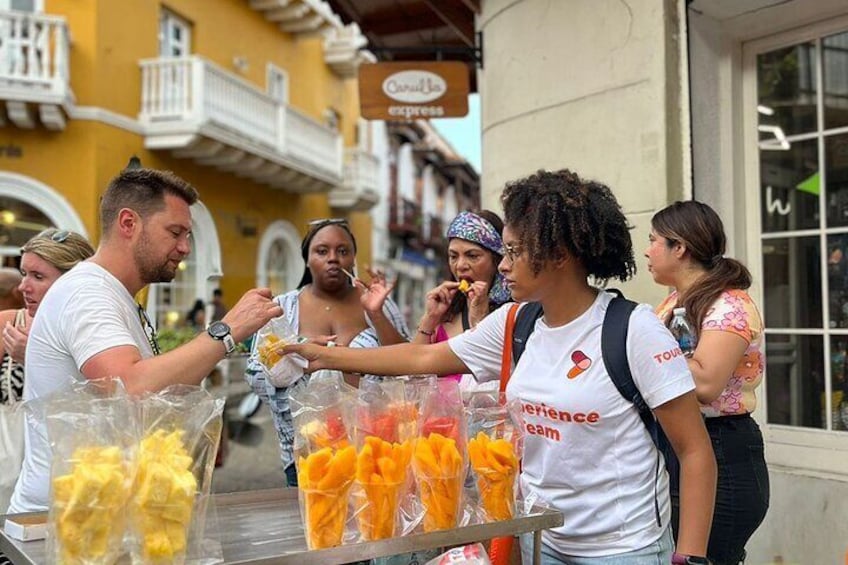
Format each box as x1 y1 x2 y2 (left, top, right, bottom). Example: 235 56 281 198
479 0 688 305
746 469 848 564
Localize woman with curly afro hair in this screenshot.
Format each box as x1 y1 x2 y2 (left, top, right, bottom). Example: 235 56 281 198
282 169 716 563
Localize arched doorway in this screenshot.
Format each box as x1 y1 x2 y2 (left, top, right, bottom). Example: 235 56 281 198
0 172 88 266
257 220 302 295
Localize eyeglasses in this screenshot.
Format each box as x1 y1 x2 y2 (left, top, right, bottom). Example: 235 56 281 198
137 304 162 356
503 242 524 264
308 218 348 229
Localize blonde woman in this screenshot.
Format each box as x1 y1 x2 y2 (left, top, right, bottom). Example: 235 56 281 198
0 228 94 515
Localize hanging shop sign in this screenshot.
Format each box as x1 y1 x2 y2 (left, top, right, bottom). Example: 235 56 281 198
359 61 469 120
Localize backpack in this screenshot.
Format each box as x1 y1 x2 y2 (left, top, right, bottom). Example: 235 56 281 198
508 292 677 527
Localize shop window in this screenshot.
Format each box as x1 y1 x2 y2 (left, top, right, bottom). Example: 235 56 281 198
757 28 848 432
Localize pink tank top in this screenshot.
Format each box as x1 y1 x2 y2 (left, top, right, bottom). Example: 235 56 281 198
434 325 462 382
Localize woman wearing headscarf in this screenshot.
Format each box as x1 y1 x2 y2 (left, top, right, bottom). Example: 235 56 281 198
244 219 409 486
413 211 510 395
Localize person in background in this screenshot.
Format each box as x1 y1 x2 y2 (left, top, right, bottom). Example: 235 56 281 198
185 298 207 329
0 267 23 311
412 210 510 397
646 200 768 565
283 170 716 564
245 218 410 487
0 229 94 515
9 168 281 513
211 288 228 322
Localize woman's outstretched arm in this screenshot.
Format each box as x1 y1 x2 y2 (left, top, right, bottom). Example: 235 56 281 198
282 340 469 377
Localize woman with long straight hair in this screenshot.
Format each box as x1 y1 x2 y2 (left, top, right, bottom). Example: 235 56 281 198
646 200 769 565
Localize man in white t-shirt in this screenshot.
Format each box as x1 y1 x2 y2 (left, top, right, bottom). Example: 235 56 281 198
9 168 282 513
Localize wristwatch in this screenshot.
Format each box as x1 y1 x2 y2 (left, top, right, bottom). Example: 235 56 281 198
207 321 236 356
672 553 711 565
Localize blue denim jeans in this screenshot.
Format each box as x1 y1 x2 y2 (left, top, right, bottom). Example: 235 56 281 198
519 527 673 565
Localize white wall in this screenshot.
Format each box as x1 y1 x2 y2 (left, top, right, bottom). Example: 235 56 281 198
479 0 689 304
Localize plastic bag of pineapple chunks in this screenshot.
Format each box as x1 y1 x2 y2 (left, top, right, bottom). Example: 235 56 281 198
44 378 138 565
253 315 309 388
129 384 225 565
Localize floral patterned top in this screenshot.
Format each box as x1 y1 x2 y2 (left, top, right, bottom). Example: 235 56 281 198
656 289 764 417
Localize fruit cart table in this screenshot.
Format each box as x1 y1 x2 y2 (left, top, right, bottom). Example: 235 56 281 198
0 487 563 564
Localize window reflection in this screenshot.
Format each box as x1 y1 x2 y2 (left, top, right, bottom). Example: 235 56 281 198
763 236 822 329
829 336 848 430
826 134 848 227
766 334 824 429
824 31 848 130
760 139 819 232
828 235 848 329
758 42 817 136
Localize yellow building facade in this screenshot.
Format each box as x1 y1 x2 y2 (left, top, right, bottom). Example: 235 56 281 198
0 0 378 327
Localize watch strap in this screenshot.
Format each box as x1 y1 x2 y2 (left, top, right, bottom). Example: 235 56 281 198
222 333 236 356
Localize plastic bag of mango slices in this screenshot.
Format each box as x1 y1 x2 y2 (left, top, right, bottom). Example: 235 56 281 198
253 315 309 388
465 392 525 524
129 385 225 565
43 378 138 565
412 378 469 533
351 379 418 542
290 371 358 550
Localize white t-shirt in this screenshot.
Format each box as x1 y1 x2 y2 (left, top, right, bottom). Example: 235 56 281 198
449 291 694 557
9 261 154 513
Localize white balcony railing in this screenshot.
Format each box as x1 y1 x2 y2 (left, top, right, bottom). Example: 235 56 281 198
0 10 71 129
329 148 380 211
139 55 343 191
0 10 69 99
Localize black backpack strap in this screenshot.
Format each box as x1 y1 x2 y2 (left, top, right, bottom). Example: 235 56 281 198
601 295 664 528
461 305 471 331
602 296 650 429
512 302 544 365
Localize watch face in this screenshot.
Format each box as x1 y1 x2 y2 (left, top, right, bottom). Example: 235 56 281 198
208 321 230 339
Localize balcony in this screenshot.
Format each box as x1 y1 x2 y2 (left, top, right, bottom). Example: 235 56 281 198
424 215 446 250
139 56 342 192
389 197 422 241
0 10 72 130
329 148 379 211
248 0 341 35
323 23 374 78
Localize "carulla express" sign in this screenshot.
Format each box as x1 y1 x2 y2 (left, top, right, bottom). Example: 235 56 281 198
359 61 469 120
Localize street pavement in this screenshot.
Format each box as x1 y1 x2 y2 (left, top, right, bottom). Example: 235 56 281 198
211 385 287 493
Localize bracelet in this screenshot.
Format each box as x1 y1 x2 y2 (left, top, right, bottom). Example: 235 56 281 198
417 327 435 337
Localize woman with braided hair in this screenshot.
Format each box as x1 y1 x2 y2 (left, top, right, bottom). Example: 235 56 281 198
646 200 768 565
282 170 716 563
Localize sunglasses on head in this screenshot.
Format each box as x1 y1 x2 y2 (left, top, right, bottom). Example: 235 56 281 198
33 229 71 243
308 218 348 229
